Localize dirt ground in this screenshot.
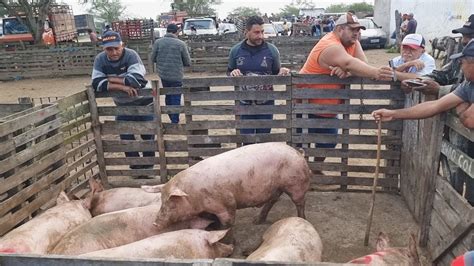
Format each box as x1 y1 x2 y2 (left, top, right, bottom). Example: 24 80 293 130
0 48 432 263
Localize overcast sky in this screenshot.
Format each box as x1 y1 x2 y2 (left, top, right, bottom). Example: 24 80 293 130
62 0 374 19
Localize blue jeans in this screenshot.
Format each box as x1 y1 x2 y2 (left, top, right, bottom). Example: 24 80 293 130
240 100 273 135
116 114 155 164
162 79 182 124
296 114 338 149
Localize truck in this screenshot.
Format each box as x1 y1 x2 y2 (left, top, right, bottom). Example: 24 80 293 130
74 14 95 34
111 19 155 41
0 4 77 46
183 17 218 36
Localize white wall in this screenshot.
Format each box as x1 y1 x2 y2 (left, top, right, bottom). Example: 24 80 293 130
374 0 474 45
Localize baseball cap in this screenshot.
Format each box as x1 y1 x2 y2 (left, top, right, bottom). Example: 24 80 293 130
101 31 122 47
450 39 474 60
401 34 425 49
335 13 366 30
452 14 474 35
167 23 179 33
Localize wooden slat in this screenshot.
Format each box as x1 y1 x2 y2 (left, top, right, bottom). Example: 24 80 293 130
67 150 97 172
57 91 88 110
60 103 91 122
185 91 290 102
445 113 474 142
105 157 161 165
293 103 404 114
63 127 93 145
0 104 60 138
182 75 291 87
435 177 471 218
308 162 400 174
187 120 289 130
101 121 156 135
304 148 400 160
61 115 92 132
187 133 290 145
312 174 398 187
292 88 405 100
65 138 95 159
293 119 403 130
440 139 474 179
106 169 159 176
98 105 154 116
185 105 291 115
433 211 473 262
103 140 157 152
292 134 402 145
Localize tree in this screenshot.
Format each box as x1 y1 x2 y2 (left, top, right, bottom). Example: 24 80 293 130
173 0 222 17
325 3 347 13
0 5 7 17
291 0 314 9
229 7 261 18
0 0 54 43
325 2 373 14
279 5 299 19
87 0 126 24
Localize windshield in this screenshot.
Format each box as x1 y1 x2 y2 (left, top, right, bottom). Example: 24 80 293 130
3 18 30 34
185 20 214 30
263 24 276 34
359 19 377 30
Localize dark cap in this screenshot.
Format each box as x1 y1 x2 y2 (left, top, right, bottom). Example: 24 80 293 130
335 13 366 30
101 31 122 47
452 14 474 35
167 23 179 33
450 39 474 60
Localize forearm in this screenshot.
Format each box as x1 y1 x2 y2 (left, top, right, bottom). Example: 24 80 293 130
394 101 444 120
343 58 378 79
394 71 419 81
107 83 130 92
459 104 474 129
108 77 125 85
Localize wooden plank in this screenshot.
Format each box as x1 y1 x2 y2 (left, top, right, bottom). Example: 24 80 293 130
185 91 291 101
187 120 290 130
446 113 474 142
182 75 291 87
67 160 98 182
187 133 290 145
291 74 391 85
98 105 154 116
293 134 402 145
304 148 400 160
0 134 63 175
61 115 92 132
106 169 159 177
105 157 161 165
67 150 97 173
0 104 60 138
65 138 95 159
103 140 157 152
60 103 91 122
293 119 403 130
293 103 404 114
440 139 474 179
432 191 461 229
436 177 472 218
312 174 398 187
86 87 108 185
57 90 88 110
153 84 168 183
101 121 156 135
292 88 405 100
185 105 291 115
308 162 400 174
0 104 33 119
0 165 68 217
0 147 66 195
63 127 93 145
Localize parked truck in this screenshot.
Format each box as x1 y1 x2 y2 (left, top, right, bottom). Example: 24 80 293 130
0 4 77 46
74 14 95 34
112 19 155 41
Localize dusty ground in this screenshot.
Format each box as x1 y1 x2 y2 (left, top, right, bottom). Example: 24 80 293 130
0 48 432 263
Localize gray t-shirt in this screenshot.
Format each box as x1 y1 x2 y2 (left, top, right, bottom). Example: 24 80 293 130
453 81 474 103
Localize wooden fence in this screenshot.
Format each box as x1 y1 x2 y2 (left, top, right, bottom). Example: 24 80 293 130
0 37 317 80
400 87 473 265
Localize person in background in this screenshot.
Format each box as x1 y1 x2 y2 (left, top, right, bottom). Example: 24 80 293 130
87 28 99 43
390 33 436 83
91 31 154 172
373 39 474 206
227 16 289 143
406 13 417 34
151 23 191 124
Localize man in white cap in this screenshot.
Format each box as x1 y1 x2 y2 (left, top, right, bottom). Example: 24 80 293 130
298 12 393 168
390 33 435 82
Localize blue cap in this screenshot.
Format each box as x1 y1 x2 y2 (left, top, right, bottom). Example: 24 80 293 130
101 31 122 47
450 39 474 60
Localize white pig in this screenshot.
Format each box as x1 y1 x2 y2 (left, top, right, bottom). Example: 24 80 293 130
79 229 233 259
0 192 91 254
247 217 323 262
142 142 311 230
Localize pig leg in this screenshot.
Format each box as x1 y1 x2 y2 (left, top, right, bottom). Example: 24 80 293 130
286 189 306 219
254 190 282 224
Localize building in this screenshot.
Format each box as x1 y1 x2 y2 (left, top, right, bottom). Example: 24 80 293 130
299 8 325 18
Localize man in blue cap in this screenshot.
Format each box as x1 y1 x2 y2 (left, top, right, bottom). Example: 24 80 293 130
92 31 155 173
372 39 474 205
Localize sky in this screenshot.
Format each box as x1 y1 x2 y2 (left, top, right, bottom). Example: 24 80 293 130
61 0 374 19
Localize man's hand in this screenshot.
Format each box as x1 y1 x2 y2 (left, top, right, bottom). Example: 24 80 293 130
278 67 290 76
409 59 425 71
122 86 138 97
372 108 396 122
375 66 394 81
401 79 440 95
230 69 243 77
329 66 352 79
459 104 474 129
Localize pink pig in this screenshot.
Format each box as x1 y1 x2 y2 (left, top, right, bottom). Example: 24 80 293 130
348 232 420 265
142 142 310 230
0 192 91 254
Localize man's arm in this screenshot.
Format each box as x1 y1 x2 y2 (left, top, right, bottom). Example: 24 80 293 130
459 104 474 129
319 45 392 80
227 45 241 76
151 40 159 64
372 92 464 121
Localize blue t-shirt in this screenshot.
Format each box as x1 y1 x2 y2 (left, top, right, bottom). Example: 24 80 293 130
391 52 436 76
453 80 474 103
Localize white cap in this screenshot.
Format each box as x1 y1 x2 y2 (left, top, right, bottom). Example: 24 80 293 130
335 13 366 30
401 34 425 49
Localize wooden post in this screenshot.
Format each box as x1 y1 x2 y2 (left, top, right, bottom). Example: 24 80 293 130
152 80 167 184
86 87 108 186
340 84 350 191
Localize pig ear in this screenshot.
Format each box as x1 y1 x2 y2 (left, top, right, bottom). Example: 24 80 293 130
89 178 104 193
376 232 389 251
408 233 419 259
56 191 70 205
168 187 188 200
81 195 93 210
141 184 164 193
207 229 230 245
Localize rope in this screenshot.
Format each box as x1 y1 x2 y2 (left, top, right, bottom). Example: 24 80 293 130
364 119 382 246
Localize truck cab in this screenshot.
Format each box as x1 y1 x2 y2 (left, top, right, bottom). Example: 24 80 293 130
183 17 218 36
0 17 34 44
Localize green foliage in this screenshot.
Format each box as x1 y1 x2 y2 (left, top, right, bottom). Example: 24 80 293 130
87 0 126 23
0 5 7 17
229 7 261 18
173 0 222 17
279 5 299 18
326 2 373 13
291 0 315 9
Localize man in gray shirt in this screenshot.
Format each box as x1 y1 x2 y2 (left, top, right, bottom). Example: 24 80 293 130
151 23 191 123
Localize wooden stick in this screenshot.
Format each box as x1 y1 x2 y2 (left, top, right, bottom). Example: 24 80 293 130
364 120 383 246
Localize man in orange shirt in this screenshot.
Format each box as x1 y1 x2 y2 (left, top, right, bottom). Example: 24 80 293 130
298 12 393 166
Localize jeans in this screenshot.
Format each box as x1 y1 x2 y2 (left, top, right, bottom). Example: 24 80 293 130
296 114 338 149
162 79 182 124
239 101 273 145
448 129 474 205
116 114 155 168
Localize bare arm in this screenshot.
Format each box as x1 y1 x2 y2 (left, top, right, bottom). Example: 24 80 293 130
372 92 465 121
107 83 138 97
459 104 474 129
108 76 126 85
319 45 392 80
353 41 368 63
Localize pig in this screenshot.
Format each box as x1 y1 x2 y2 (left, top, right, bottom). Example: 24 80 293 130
246 217 322 262
142 142 310 230
0 192 91 254
86 177 160 216
79 229 233 259
348 232 420 265
51 200 214 255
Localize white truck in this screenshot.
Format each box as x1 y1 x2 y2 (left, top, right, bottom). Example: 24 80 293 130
183 17 218 36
